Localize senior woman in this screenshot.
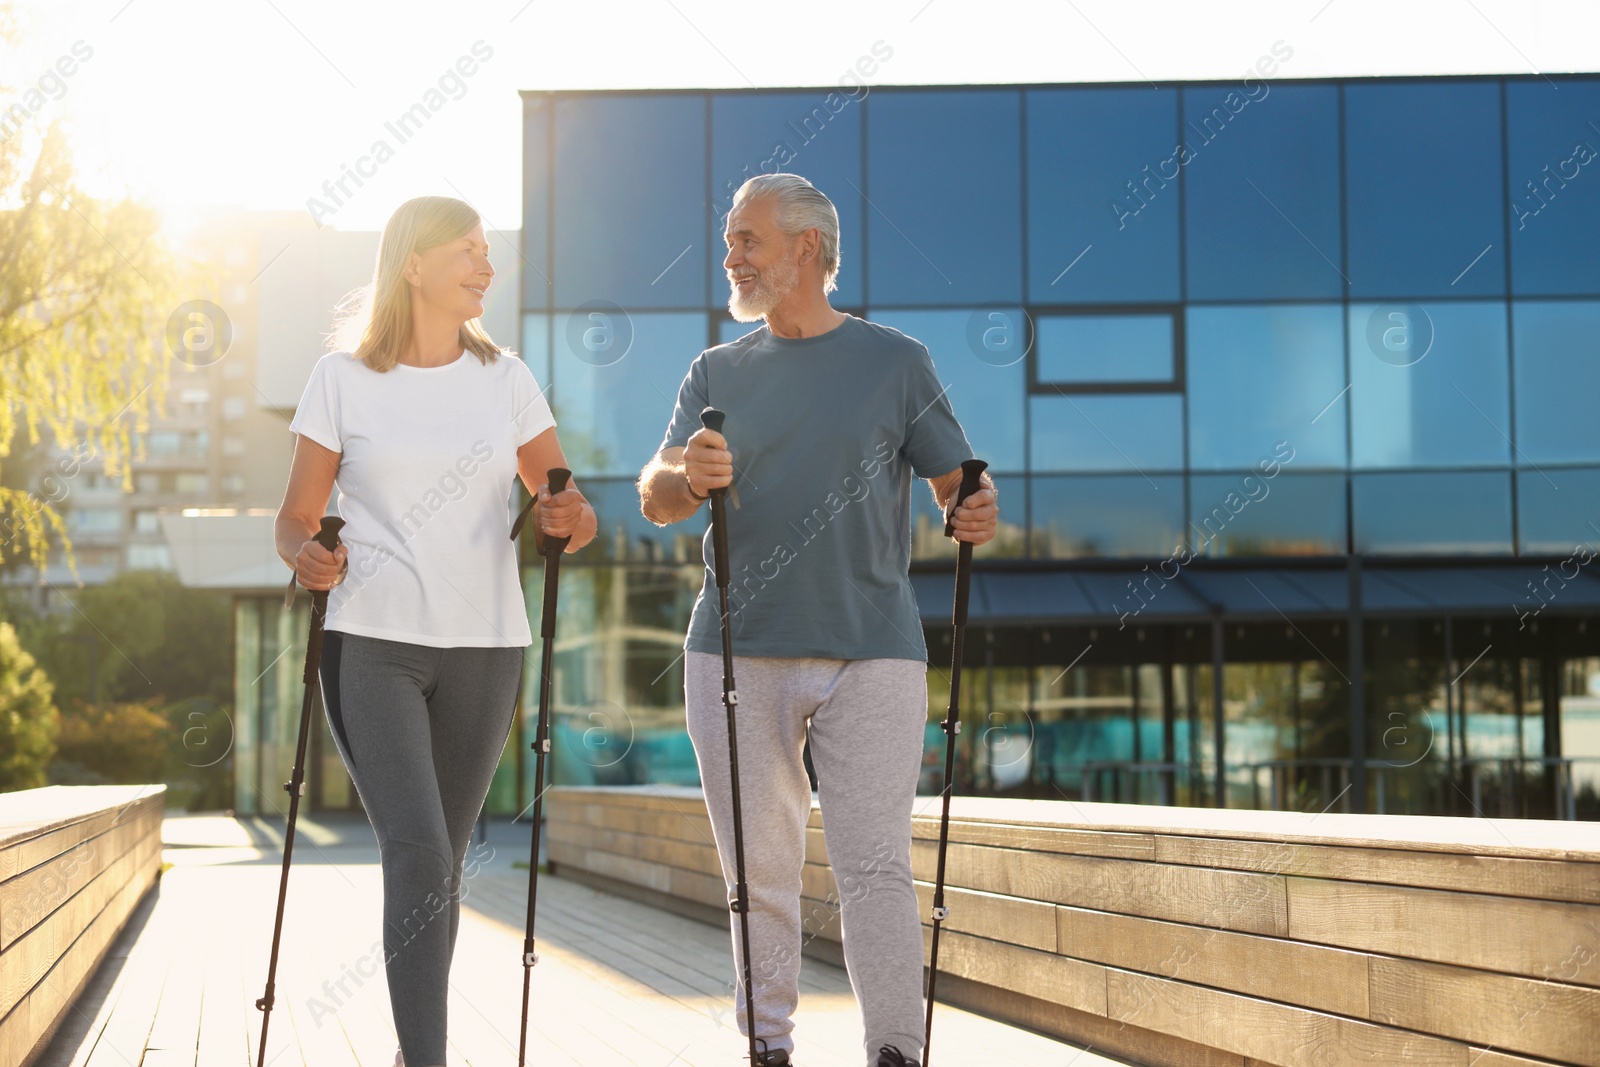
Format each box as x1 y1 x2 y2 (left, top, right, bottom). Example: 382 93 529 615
274 195 595 1067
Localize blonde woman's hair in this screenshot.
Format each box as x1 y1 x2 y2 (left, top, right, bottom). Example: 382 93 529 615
328 195 506 372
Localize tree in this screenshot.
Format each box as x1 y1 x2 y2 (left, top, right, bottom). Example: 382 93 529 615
0 619 58 790
0 4 182 580
52 697 170 786
16 569 232 708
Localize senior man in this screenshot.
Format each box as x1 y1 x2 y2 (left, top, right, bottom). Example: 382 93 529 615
637 173 998 1067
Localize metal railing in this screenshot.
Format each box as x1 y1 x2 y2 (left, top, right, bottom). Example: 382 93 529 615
1073 756 1600 819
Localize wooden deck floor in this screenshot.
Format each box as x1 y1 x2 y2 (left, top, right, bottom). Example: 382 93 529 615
35 812 1125 1067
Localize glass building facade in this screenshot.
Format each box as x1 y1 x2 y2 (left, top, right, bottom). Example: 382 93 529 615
501 76 1600 821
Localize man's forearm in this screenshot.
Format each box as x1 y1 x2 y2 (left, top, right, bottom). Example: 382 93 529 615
639 455 704 526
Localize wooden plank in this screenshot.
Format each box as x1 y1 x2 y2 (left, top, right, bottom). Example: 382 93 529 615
83 873 181 1067
926 929 1107 1018
1 804 159 950
0 793 163 886
933 972 1244 1067
0 862 158 1067
547 805 716 852
194 918 248 1067
1368 955 1600 1066
0 825 162 1022
904 793 1600 862
911 817 1158 862
1056 905 1371 1019
913 883 1057 953
909 839 1290 936
0 787 165 853
1105 968 1468 1066
1468 1048 1594 1067
546 820 721 876
1158 834 1600 905
1287 877 1600 987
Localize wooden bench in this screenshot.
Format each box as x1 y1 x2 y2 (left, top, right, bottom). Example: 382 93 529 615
547 786 1600 1067
0 785 165 1067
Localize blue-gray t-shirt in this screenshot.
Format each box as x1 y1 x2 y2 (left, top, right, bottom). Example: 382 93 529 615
659 314 973 662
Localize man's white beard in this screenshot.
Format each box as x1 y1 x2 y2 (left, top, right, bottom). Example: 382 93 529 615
727 255 799 322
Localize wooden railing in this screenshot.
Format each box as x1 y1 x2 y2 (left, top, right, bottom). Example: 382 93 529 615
0 785 165 1067
547 785 1600 1067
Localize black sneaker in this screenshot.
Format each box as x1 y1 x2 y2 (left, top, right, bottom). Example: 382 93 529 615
753 1049 791 1065
875 1046 919 1067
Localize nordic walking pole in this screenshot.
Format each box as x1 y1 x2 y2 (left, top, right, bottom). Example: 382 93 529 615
923 458 988 1066
515 468 571 1067
701 406 764 1067
256 514 345 1067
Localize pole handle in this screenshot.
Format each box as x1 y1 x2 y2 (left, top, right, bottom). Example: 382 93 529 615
509 468 574 549
700 407 733 592
314 515 345 552
541 468 572 558
943 459 988 538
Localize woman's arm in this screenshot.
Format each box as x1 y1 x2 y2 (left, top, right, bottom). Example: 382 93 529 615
516 426 597 554
275 433 346 588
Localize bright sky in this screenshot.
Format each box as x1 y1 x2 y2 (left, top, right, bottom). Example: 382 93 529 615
5 0 1598 240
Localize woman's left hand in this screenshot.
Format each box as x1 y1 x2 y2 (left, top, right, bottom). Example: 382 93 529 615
537 483 588 540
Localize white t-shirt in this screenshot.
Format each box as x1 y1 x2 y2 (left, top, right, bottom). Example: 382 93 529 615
287 348 556 648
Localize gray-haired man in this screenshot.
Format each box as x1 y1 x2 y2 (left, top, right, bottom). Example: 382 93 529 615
638 174 998 1067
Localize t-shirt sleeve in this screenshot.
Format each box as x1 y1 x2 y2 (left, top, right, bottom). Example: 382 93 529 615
658 351 710 453
288 354 342 452
510 355 557 447
903 345 975 480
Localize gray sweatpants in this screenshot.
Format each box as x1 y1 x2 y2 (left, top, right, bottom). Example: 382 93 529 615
319 629 525 1067
685 650 930 1064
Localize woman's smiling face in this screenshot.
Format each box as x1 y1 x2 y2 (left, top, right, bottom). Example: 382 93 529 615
409 222 494 320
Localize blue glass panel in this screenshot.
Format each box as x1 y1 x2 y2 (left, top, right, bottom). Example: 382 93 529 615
1030 475 1185 558
1026 87 1180 304
1349 301 1510 468
1030 393 1184 473
569 478 706 564
718 318 762 346
1037 314 1173 384
552 312 707 478
1513 300 1600 464
1183 84 1342 300
1345 81 1505 298
1189 473 1346 557
866 91 1022 305
1352 471 1512 554
1185 305 1346 470
552 96 707 309
519 313 552 400
870 309 1025 472
1517 467 1600 555
1507 79 1600 295
710 92 864 307
522 96 552 312
910 474 1027 560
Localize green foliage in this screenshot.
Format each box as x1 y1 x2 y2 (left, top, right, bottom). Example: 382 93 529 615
51 697 169 785
0 619 58 790
20 568 231 708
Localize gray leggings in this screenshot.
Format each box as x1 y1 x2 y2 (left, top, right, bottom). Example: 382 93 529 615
685 650 930 1065
319 629 524 1066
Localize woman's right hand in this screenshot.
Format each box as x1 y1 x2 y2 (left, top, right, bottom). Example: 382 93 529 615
684 427 733 496
295 537 347 590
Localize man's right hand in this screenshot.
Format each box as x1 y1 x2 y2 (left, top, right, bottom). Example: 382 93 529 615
684 427 733 496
